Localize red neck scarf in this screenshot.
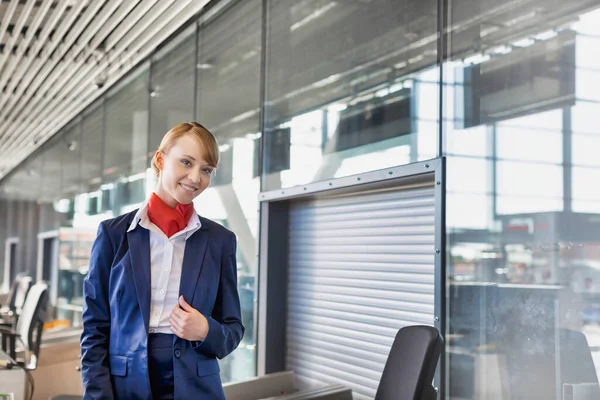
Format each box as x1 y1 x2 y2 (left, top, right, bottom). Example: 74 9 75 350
147 193 195 237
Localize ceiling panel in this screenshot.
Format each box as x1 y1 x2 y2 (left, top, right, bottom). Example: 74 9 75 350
0 0 213 183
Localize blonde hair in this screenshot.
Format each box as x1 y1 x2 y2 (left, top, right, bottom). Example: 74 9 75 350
151 122 219 177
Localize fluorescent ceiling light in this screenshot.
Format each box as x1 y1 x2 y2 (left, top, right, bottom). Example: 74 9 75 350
535 30 558 41
290 2 337 32
511 38 535 47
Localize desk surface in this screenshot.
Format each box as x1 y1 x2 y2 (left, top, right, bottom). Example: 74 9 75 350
0 350 25 400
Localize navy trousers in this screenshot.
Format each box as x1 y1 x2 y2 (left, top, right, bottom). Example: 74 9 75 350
148 333 175 399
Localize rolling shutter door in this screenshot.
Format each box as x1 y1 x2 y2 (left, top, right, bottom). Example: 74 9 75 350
286 184 436 399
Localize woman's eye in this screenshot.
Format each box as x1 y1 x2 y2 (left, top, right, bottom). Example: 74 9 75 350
181 159 191 166
203 168 214 175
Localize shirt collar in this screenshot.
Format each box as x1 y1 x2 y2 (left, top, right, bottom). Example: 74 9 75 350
127 198 202 240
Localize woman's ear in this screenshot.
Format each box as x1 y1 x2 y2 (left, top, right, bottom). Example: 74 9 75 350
155 151 164 171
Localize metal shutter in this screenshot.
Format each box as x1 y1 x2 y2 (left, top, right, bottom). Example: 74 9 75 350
286 184 436 400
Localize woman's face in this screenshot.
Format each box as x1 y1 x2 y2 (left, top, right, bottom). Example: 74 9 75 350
155 134 214 207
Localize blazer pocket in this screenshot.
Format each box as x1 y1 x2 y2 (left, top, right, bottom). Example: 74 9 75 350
109 355 128 377
197 358 220 378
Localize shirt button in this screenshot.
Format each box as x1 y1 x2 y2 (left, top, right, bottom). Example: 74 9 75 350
155 312 159 316
164 267 169 271
149 328 155 333
174 348 181 358
160 290 165 295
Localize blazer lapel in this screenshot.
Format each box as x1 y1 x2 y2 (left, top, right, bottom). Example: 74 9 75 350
179 228 209 304
127 227 151 332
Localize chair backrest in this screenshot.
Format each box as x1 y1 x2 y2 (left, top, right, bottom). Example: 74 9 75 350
4 274 32 313
16 282 49 369
375 325 444 400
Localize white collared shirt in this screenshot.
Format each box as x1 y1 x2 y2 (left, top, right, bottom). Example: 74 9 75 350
127 199 201 334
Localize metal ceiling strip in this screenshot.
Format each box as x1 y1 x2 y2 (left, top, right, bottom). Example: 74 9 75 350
0 0 182 157
71 0 125 61
0 0 54 95
0 0 37 76
106 0 194 73
89 0 145 50
105 0 179 65
0 0 109 151
0 0 71 115
0 0 20 60
102 0 161 52
0 0 88 125
0 0 160 151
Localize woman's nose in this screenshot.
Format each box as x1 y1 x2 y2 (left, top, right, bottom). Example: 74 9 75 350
189 169 202 184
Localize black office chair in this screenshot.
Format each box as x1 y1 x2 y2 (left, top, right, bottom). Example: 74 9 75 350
0 282 49 368
375 325 444 400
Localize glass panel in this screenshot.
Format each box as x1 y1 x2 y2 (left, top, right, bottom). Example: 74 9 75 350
104 67 149 183
0 152 43 202
149 28 196 155
193 0 262 383
40 136 64 202
80 100 105 193
263 0 439 190
61 120 82 198
55 227 97 329
196 0 262 140
444 2 600 399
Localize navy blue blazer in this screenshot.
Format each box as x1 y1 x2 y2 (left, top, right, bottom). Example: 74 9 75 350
80 209 245 399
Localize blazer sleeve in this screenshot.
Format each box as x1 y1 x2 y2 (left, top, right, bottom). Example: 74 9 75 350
193 231 245 359
80 221 115 399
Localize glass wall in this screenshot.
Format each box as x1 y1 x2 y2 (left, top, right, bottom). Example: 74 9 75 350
195 0 262 382
149 27 196 154
444 1 600 398
1 0 599 394
262 0 440 191
104 66 150 185
0 0 261 386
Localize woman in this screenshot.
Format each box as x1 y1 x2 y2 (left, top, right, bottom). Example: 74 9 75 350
81 122 244 399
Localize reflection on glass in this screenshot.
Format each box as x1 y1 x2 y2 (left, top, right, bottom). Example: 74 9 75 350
195 0 262 383
149 29 196 155
263 0 439 190
53 228 96 329
445 2 600 398
104 68 149 183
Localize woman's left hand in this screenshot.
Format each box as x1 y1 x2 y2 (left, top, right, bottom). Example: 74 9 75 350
170 296 209 341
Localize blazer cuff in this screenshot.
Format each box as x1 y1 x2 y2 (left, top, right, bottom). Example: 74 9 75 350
193 316 221 355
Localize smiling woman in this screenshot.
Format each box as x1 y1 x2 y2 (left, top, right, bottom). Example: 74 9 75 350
81 121 244 400
151 122 219 207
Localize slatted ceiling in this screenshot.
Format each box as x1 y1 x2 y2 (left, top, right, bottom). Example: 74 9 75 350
286 184 435 399
0 0 215 181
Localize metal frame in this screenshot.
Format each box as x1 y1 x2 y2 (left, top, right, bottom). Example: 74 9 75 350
3 236 19 293
434 157 447 399
256 157 447 399
36 230 59 281
260 158 441 201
